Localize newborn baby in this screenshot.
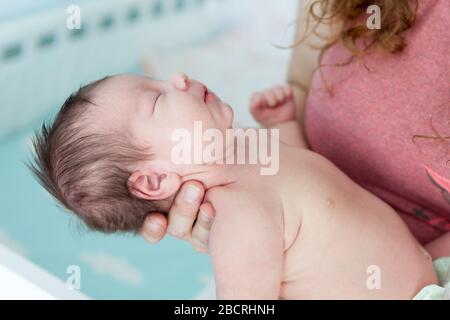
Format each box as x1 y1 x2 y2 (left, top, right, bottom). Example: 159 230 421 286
30 73 437 299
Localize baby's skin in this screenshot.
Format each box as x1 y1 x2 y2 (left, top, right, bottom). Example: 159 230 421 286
94 73 437 299
211 88 438 299
207 145 438 299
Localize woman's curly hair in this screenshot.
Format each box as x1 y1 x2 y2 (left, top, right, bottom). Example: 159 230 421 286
304 0 418 58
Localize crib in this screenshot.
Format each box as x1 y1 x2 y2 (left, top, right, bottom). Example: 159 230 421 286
0 0 297 299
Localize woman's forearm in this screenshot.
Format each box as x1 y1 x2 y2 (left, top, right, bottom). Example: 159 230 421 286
288 0 318 125
287 0 337 124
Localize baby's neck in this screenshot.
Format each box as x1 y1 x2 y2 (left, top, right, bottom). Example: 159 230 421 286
181 162 259 189
180 129 279 189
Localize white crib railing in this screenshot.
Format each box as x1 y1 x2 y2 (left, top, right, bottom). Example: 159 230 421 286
0 243 88 299
0 0 237 139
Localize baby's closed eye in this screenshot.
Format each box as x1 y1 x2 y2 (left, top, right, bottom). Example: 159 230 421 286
153 92 162 113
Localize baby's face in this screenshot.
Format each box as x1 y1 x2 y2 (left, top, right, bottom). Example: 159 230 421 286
92 73 234 166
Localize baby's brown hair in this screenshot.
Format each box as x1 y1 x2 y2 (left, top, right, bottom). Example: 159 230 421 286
28 77 167 233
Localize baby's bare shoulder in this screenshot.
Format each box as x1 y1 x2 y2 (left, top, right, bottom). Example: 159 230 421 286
205 185 282 234
207 185 284 257
206 186 269 216
281 147 356 193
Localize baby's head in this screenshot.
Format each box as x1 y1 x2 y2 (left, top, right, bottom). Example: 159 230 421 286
29 73 233 233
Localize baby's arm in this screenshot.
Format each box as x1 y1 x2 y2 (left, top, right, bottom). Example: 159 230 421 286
250 85 308 149
270 121 308 149
208 190 284 299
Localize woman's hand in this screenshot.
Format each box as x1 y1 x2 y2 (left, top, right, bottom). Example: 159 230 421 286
139 181 215 253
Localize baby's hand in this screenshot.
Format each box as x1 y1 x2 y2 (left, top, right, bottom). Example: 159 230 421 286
250 84 296 127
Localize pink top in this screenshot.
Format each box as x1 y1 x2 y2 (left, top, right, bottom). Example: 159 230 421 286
305 0 450 244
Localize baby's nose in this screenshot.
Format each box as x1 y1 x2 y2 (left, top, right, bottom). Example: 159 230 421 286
171 72 189 90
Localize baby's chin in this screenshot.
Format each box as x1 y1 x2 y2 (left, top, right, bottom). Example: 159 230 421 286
220 102 234 129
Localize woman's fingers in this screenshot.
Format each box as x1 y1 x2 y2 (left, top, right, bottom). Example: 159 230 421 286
140 180 215 255
191 202 215 253
167 180 205 239
140 212 168 243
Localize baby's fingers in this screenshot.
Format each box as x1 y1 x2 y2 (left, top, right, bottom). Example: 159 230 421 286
273 85 293 104
250 92 264 109
273 86 287 103
250 92 259 105
250 93 269 116
262 90 277 108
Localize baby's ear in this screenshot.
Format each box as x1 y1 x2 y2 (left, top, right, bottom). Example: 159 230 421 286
127 170 181 201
